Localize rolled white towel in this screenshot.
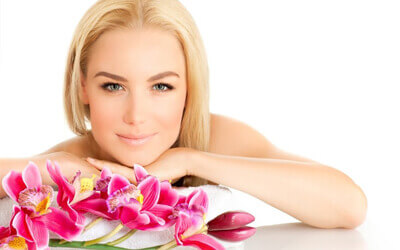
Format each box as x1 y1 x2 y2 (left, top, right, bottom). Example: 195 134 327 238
0 184 244 249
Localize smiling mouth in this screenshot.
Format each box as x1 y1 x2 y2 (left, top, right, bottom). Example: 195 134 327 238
117 133 157 146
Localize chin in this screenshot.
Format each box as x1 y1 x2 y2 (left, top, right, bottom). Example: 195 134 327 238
116 153 155 167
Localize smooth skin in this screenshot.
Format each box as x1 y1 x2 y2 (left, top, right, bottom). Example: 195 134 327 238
1 27 367 230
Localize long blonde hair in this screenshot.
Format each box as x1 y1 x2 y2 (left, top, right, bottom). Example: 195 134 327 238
63 0 210 186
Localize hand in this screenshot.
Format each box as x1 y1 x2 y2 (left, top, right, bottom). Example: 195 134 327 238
85 147 196 185
85 156 137 185
44 151 102 181
142 147 196 183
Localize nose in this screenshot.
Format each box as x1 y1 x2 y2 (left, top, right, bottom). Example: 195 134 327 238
123 90 148 125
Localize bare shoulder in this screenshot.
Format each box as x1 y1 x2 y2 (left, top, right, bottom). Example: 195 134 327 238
209 113 321 164
209 113 274 157
34 135 91 159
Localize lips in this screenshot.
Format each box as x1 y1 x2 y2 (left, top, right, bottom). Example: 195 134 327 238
117 133 157 146
117 133 157 140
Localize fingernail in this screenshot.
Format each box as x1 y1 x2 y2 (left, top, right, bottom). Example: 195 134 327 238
86 157 95 162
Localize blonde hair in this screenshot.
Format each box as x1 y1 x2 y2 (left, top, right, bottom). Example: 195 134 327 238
63 0 210 186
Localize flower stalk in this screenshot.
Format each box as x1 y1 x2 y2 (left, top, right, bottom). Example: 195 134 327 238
84 217 104 232
83 223 124 246
106 229 137 246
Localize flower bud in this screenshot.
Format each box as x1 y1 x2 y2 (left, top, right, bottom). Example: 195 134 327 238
208 226 256 242
207 211 255 231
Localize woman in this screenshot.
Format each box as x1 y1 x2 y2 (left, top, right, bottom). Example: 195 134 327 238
0 0 367 230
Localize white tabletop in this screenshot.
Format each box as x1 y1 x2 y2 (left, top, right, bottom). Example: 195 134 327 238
243 222 367 250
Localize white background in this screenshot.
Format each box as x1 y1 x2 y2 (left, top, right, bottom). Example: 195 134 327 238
1 1 399 249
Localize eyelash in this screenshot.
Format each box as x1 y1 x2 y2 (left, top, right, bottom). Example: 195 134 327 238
100 82 174 93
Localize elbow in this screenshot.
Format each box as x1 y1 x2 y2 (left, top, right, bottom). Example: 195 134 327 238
340 184 368 229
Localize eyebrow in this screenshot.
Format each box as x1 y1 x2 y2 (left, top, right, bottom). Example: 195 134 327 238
94 71 180 82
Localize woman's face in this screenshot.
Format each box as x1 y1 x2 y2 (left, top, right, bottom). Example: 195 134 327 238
80 27 187 167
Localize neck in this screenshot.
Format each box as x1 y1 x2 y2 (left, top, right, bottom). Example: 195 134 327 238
87 131 117 163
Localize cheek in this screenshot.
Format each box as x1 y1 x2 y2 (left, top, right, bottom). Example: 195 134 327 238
154 96 185 133
89 98 120 132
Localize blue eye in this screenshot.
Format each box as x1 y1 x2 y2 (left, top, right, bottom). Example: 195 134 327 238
101 83 123 92
101 82 174 92
152 83 174 92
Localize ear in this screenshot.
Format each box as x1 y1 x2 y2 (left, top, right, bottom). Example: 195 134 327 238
80 70 89 105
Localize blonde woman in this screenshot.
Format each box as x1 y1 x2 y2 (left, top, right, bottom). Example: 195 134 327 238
0 0 366 230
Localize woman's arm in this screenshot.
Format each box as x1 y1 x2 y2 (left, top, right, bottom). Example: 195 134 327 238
0 152 100 199
0 154 56 199
188 150 367 229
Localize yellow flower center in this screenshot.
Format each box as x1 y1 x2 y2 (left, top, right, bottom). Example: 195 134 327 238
80 174 96 193
35 193 51 215
137 194 144 204
8 236 27 249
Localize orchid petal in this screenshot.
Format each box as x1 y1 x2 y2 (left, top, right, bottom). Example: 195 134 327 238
30 219 49 249
148 204 173 219
142 210 165 226
46 160 75 201
2 171 25 201
22 161 42 189
188 189 208 213
37 207 83 240
176 194 186 205
11 208 34 242
0 226 11 239
108 174 130 195
174 212 191 245
138 176 160 210
182 233 225 250
101 167 113 179
73 195 117 220
120 205 150 228
133 163 148 183
158 181 179 206
65 201 86 226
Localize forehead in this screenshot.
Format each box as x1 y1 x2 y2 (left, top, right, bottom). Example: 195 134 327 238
86 27 186 79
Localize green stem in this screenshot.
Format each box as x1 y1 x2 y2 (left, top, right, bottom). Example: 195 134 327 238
156 239 177 250
84 217 104 232
83 223 124 246
106 229 137 246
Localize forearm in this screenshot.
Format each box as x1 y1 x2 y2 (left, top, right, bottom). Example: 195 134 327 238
189 151 367 229
0 153 59 199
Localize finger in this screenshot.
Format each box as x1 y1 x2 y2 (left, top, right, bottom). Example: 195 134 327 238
86 158 137 185
86 157 112 171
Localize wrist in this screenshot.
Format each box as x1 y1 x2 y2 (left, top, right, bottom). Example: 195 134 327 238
185 148 202 177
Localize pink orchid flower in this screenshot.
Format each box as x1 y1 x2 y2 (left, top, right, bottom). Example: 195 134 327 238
0 228 35 250
0 209 36 250
46 161 117 222
169 188 224 250
105 165 179 231
1 162 83 249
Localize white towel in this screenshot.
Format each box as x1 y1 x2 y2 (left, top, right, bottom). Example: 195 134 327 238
0 185 244 249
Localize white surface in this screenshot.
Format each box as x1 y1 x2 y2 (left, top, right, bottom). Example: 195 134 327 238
1 0 399 249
